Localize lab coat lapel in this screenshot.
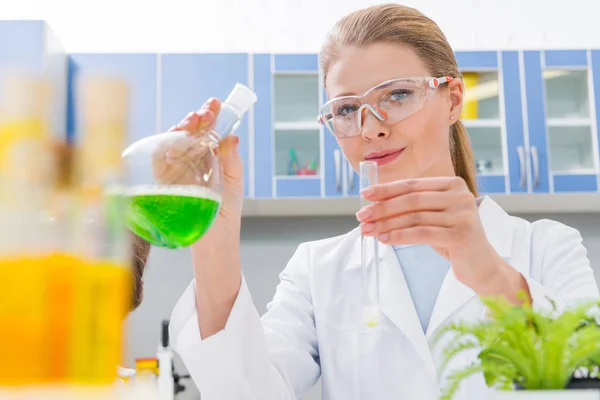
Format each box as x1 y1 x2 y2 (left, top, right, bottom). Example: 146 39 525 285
346 234 438 378
426 196 515 338
379 245 438 378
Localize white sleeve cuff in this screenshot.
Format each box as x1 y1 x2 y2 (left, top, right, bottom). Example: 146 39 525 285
169 275 259 398
170 274 252 354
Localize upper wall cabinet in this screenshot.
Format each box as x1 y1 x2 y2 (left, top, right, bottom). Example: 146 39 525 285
253 54 323 198
160 54 251 197
523 50 600 193
456 51 510 195
250 49 600 200
6 22 600 205
0 21 68 140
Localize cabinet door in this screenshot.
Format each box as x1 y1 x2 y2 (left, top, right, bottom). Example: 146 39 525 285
592 50 600 191
252 54 273 198
544 50 597 192
322 85 348 198
522 51 550 193
456 51 508 194
524 50 598 193
272 54 321 197
502 51 528 194
160 54 250 197
68 54 158 185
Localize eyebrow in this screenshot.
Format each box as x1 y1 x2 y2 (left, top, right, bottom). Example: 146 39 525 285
331 79 405 99
332 91 356 98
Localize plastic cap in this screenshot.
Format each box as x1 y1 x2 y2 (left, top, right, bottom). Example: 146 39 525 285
224 83 257 115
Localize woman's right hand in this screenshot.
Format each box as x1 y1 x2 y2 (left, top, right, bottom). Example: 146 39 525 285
156 97 245 221
163 98 244 339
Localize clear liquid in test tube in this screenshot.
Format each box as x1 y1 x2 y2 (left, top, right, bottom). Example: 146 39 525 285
360 161 380 327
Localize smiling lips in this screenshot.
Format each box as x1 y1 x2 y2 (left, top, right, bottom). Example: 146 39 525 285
365 147 405 166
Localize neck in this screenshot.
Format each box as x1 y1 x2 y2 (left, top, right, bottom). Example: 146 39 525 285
422 158 456 180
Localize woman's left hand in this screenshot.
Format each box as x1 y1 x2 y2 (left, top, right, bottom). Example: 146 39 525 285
356 176 520 295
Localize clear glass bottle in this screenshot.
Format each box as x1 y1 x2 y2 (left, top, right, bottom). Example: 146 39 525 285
121 83 257 249
0 73 55 387
69 76 132 385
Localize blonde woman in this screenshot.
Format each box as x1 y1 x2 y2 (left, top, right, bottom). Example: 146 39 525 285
163 4 599 399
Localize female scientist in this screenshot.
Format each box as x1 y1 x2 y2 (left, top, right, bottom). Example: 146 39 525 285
162 4 599 399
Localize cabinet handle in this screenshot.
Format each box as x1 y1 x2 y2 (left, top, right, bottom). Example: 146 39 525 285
517 146 526 188
334 149 341 192
347 159 355 191
531 146 540 188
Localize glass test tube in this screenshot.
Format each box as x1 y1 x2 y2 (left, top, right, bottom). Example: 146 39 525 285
360 161 380 327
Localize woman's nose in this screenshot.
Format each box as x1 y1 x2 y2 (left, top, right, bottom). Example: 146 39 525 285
359 105 390 140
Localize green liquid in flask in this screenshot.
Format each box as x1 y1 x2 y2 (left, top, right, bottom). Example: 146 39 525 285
122 185 222 249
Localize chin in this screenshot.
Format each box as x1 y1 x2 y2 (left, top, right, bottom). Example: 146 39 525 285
377 168 414 184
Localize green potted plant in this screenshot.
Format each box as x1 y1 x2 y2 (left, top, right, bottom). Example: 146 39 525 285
433 295 600 400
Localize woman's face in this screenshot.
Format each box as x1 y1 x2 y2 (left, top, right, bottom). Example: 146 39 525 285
325 42 464 184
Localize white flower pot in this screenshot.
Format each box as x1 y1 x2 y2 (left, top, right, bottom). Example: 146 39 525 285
493 389 600 400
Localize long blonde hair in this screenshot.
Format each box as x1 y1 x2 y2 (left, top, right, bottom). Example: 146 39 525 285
319 4 478 196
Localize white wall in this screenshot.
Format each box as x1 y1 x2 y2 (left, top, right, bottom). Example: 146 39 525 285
2 0 600 53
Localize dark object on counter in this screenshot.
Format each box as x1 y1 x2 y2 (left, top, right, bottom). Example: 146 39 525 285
514 377 600 390
476 159 492 173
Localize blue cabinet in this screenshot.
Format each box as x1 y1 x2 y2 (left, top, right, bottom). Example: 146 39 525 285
253 54 322 198
522 50 599 193
250 49 600 199
453 49 600 196
455 51 508 195
6 25 598 201
160 54 251 197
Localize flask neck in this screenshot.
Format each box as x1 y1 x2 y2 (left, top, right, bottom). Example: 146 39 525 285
206 129 222 146
212 104 242 140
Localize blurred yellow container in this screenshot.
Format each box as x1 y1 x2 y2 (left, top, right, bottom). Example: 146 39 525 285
0 73 133 393
0 254 131 386
461 72 479 120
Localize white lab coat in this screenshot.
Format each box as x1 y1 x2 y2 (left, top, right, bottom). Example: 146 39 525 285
169 196 599 400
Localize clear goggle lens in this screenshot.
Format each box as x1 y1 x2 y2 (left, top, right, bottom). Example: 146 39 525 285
318 76 453 137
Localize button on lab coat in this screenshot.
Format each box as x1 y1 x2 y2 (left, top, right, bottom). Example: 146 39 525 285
169 196 599 400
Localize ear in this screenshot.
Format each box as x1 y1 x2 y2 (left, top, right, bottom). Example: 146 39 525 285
447 77 463 123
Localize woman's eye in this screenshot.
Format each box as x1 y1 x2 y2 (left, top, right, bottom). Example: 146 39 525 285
335 104 359 117
386 89 414 102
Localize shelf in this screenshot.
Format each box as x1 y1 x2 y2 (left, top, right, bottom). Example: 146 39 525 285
273 72 321 177
241 193 600 217
546 118 593 127
476 172 505 177
274 121 321 131
551 169 596 175
462 119 502 128
275 175 320 180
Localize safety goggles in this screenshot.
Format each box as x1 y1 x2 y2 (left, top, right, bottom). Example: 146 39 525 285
318 76 454 138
